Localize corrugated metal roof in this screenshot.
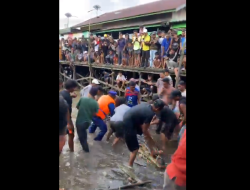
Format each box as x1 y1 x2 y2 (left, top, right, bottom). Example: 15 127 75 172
72 0 186 28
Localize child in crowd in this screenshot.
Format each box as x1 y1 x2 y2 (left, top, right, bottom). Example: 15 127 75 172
141 74 155 96
127 42 133 67
153 52 162 68
83 51 88 62
164 68 173 87
100 50 104 64
113 54 118 65
77 50 83 62
94 52 100 64
106 50 114 65
122 51 128 67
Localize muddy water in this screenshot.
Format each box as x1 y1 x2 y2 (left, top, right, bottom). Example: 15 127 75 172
59 91 178 190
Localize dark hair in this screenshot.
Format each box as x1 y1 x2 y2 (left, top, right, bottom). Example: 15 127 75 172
118 71 122 74
155 51 159 55
97 86 104 92
59 96 68 135
172 31 177 35
129 81 136 87
163 77 170 84
153 99 165 110
152 94 159 101
64 79 78 89
148 74 152 77
59 78 63 84
179 80 186 86
115 97 127 107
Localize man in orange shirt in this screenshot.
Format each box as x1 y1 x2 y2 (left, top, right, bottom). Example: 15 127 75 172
89 90 116 141
163 129 186 190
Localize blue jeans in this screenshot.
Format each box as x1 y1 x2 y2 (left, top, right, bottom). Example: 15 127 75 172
118 50 123 65
89 116 107 141
76 122 90 152
150 50 157 67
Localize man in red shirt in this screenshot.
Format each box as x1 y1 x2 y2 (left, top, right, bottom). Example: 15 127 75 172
163 129 186 190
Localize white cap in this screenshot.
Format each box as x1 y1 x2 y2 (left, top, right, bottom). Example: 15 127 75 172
84 51 87 54
92 79 100 84
143 28 147 33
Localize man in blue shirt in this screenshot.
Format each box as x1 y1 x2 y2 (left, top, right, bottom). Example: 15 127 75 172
161 33 171 60
117 33 126 65
125 81 141 107
180 30 186 54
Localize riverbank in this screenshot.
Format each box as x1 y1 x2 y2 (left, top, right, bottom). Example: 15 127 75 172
59 90 178 190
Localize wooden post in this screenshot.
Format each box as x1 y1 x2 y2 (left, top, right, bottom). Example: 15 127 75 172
133 72 136 79
175 41 186 88
138 72 142 88
111 69 114 87
72 65 76 80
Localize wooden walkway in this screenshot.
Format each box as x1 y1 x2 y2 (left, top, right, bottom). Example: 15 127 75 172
59 61 186 76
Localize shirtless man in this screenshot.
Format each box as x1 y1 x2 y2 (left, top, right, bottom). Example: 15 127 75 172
160 77 175 107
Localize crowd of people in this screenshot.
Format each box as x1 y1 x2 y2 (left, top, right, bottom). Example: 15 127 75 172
59 67 186 189
59 26 186 74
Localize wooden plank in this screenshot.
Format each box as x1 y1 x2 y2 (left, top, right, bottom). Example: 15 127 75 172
59 72 84 88
59 61 186 76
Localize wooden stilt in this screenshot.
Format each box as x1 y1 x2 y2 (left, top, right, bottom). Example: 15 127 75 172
138 72 142 88
72 65 76 80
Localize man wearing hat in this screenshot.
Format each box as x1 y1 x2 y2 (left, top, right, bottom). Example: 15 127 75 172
89 90 116 141
122 99 165 167
80 79 100 97
141 28 151 68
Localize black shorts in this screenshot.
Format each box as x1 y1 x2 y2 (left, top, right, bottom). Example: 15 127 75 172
123 118 141 152
110 121 124 138
161 122 179 140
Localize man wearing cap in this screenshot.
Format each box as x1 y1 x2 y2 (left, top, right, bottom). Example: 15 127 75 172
125 81 141 108
89 90 116 141
123 99 165 167
80 79 100 98
141 28 151 68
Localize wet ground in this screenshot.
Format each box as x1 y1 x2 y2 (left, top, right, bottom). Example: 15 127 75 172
59 91 178 190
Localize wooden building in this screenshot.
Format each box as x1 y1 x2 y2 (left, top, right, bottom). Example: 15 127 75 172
70 0 186 38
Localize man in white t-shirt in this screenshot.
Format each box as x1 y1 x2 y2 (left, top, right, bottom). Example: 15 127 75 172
178 81 186 97
106 97 130 146
116 71 126 88
80 79 100 97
